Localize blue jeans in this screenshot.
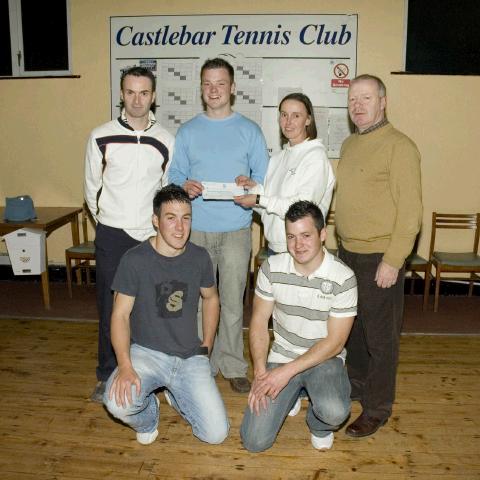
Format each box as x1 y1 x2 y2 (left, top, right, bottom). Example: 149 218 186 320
240 358 351 452
103 344 229 444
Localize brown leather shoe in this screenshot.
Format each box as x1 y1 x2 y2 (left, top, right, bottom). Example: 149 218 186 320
345 412 387 437
229 377 251 393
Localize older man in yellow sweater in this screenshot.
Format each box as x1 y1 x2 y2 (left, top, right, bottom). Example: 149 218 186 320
336 74 422 437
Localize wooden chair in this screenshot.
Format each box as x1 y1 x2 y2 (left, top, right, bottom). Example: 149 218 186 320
325 210 337 256
405 252 429 299
403 229 430 306
253 220 268 288
65 204 95 298
244 215 266 306
423 212 480 312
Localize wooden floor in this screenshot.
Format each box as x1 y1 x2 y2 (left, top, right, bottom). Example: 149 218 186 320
1 319 479 480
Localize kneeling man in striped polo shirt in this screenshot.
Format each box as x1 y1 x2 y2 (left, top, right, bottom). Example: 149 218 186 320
241 200 357 452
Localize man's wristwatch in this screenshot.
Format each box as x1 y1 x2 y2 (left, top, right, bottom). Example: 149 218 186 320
255 194 260 206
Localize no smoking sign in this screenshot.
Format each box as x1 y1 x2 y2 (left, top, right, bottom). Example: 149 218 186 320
331 63 350 88
334 63 349 78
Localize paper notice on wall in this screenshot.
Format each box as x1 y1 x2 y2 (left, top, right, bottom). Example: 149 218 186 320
328 109 352 157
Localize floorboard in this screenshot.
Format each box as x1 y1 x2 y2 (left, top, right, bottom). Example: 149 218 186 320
0 318 479 479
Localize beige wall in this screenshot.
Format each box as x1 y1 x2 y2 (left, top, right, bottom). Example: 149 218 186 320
1 0 479 263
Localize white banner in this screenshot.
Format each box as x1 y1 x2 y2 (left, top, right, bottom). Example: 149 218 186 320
110 14 357 157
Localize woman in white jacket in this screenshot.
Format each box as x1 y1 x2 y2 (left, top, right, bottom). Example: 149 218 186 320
235 92 335 254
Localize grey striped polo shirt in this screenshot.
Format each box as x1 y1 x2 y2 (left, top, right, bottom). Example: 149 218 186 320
256 248 357 364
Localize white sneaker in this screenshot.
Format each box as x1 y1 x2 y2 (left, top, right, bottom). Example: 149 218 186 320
136 429 158 445
311 432 334 450
288 397 301 417
136 395 159 445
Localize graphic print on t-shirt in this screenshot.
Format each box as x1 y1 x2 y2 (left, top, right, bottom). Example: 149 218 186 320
156 280 188 317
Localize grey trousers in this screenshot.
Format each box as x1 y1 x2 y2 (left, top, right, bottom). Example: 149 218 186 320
190 228 251 379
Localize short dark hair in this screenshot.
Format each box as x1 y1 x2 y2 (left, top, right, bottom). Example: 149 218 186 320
119 66 157 113
285 201 325 231
153 184 191 217
120 66 156 92
279 93 317 142
200 57 234 82
350 74 386 97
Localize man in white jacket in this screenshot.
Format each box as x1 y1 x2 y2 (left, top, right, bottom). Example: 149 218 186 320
84 66 174 402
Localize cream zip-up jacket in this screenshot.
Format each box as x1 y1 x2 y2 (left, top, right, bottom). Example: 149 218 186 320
84 115 174 241
257 138 335 253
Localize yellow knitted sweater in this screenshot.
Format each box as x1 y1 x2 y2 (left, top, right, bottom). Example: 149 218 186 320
336 123 422 269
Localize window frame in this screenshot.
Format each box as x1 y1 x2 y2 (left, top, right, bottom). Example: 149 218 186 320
3 0 72 78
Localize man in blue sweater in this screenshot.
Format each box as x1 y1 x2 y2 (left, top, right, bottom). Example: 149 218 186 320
168 58 269 392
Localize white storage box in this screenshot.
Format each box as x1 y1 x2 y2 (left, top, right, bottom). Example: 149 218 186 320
3 228 46 275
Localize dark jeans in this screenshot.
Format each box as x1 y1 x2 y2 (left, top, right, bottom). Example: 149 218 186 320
338 245 405 420
95 223 140 381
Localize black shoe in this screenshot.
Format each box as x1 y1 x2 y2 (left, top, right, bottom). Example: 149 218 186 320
229 377 251 393
90 381 106 403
